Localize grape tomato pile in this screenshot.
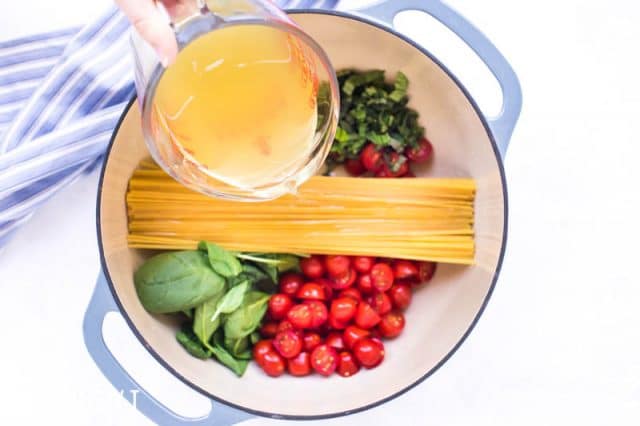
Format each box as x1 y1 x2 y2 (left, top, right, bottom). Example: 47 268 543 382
253 255 436 378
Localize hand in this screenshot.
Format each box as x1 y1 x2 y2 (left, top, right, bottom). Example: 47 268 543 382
115 0 179 66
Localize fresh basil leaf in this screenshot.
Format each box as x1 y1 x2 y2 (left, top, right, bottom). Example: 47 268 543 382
192 285 226 346
209 280 250 325
134 251 225 314
224 291 270 339
198 241 242 278
176 326 211 359
210 332 249 376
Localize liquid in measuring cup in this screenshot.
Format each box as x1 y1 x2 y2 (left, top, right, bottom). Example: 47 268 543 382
151 24 320 190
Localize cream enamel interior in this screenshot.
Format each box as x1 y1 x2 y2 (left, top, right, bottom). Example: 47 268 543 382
98 13 506 417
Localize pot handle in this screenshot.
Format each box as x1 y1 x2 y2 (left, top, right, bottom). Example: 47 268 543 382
356 0 522 158
82 271 253 426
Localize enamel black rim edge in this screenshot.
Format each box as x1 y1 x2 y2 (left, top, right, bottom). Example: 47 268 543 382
95 9 510 421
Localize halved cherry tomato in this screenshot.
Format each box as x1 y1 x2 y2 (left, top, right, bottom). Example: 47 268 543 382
388 283 412 310
268 294 293 320
273 330 303 359
337 351 360 377
261 350 286 377
325 332 346 351
287 351 312 376
370 263 394 292
279 273 304 296
417 261 437 283
379 152 409 177
310 344 338 376
287 304 313 329
303 332 322 352
253 340 273 367
343 326 370 350
300 255 325 279
325 255 351 278
366 292 392 315
277 320 295 334
329 315 349 330
357 274 374 294
353 256 375 273
345 158 365 176
316 278 334 300
355 302 381 329
360 143 384 172
405 137 433 163
378 311 405 339
353 338 385 368
393 260 418 280
339 287 362 301
296 283 326 301
331 269 357 290
304 300 329 328
330 297 358 324
260 321 278 338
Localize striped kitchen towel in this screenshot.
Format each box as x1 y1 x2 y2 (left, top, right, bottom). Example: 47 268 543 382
0 0 339 248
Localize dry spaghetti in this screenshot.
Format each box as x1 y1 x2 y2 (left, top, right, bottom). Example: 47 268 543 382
127 160 476 264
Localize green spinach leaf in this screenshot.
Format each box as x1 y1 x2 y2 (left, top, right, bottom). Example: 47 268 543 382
198 241 242 278
224 335 250 359
192 285 226 347
224 291 270 339
209 280 249 325
210 332 249 376
134 251 225 314
176 326 211 359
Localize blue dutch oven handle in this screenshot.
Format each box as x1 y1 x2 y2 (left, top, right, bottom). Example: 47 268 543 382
82 272 253 426
357 0 522 158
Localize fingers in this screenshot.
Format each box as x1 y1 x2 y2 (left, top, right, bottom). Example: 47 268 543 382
115 0 179 66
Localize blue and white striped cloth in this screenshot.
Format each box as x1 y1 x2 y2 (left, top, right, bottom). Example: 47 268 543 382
0 0 339 247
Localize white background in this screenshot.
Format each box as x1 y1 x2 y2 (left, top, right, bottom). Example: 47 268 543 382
1 0 640 425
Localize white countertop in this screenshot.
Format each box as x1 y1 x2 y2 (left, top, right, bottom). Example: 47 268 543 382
1 0 639 425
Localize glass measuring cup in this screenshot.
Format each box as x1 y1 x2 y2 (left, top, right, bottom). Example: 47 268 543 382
131 0 339 201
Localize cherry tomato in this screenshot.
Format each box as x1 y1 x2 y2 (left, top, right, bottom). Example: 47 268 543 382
357 274 374 294
330 297 358 324
253 340 273 367
378 311 405 339
370 263 394 292
260 321 279 338
297 283 326 301
268 294 293 320
325 332 346 351
310 344 338 376
388 283 412 310
353 256 375 273
273 330 303 359
329 315 349 330
287 351 312 376
277 320 295 333
331 268 357 290
405 137 433 163
316 278 335 300
366 292 392 315
379 152 409 177
339 287 362 301
300 255 325 279
355 302 381 329
337 351 360 377
303 332 322 352
325 255 351 278
345 158 366 176
353 338 385 368
279 273 304 296
343 326 370 350
360 143 383 172
417 261 437 283
393 260 418 280
261 350 286 377
287 304 313 329
304 300 329 328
